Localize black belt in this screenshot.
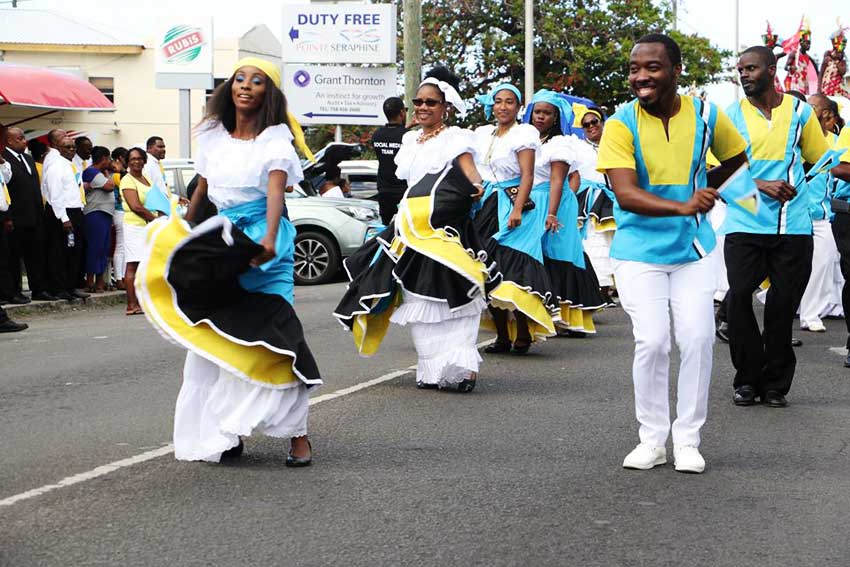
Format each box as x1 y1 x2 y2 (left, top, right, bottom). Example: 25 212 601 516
831 198 850 214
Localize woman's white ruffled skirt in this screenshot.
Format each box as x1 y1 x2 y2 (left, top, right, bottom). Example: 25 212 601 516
174 352 310 462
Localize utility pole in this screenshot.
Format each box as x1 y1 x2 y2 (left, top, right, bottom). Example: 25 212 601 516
671 0 677 31
524 0 533 103
403 0 422 122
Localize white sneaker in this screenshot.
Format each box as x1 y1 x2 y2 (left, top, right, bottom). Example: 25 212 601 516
622 443 667 470
673 445 706 474
804 320 826 332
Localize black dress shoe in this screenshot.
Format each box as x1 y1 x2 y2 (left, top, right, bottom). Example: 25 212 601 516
54 291 76 301
72 289 91 299
763 390 788 408
285 440 312 468
457 377 477 393
733 385 756 406
9 294 31 305
416 381 439 390
221 439 244 460
511 342 531 355
715 322 729 343
0 319 28 333
483 340 511 354
31 292 58 301
791 338 803 347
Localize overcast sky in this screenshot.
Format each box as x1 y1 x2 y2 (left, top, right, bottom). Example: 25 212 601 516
8 0 850 106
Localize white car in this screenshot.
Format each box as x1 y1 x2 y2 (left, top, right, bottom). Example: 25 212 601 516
163 159 382 285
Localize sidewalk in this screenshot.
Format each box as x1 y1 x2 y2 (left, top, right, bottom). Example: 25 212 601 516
4 290 126 317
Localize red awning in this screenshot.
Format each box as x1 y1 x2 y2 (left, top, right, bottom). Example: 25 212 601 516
0 63 114 111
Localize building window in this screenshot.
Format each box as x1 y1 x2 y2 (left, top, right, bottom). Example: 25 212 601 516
90 77 114 103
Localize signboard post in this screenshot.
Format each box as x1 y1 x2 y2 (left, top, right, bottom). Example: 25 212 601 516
283 65 396 126
154 19 214 158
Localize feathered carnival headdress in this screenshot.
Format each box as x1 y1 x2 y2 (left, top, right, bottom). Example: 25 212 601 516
798 16 812 41
762 21 779 49
831 22 848 53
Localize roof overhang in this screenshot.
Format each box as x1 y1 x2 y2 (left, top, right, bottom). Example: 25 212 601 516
0 42 143 55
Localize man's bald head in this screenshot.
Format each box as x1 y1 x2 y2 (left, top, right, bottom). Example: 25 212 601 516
5 127 27 153
740 45 777 68
47 129 66 148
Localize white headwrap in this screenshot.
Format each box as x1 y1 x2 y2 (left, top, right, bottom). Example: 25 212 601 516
419 77 468 117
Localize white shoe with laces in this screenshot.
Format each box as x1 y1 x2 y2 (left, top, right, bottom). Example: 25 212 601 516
673 445 706 474
622 443 667 470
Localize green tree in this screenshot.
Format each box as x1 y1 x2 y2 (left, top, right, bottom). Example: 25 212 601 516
419 0 729 117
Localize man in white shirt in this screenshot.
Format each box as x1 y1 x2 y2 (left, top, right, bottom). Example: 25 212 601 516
42 129 89 301
71 136 92 172
143 136 168 193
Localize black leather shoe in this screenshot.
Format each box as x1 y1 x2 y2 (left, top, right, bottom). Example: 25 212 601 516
763 391 788 408
511 342 531 355
0 319 28 333
416 381 438 390
72 289 91 299
9 294 31 305
791 338 803 347
457 377 477 393
285 439 312 468
715 322 729 343
483 341 511 354
733 385 756 406
221 439 244 460
55 291 76 302
31 292 58 301
844 353 850 368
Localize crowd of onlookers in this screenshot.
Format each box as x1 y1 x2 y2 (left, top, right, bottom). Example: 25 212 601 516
0 128 170 332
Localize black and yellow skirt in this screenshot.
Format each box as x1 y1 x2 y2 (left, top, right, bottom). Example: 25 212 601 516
137 212 322 389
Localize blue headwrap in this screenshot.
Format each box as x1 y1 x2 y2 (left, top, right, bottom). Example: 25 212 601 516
475 83 523 120
521 89 575 137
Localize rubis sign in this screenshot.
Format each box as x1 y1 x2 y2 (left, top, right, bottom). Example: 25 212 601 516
160 25 207 65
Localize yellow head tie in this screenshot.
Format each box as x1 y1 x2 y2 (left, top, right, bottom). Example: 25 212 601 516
231 57 316 163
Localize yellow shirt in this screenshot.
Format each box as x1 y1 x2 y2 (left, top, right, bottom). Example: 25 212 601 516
837 126 850 150
596 96 746 184
120 174 152 227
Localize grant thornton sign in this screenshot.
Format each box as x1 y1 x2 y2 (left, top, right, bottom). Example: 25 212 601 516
155 19 214 90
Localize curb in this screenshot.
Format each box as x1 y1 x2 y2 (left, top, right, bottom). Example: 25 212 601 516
4 291 127 317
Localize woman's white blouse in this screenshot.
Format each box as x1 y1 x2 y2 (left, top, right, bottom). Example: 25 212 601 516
473 123 540 183
194 122 304 210
394 126 478 187
532 135 579 186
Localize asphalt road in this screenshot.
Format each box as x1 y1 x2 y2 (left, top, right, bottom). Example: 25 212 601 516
1 283 849 566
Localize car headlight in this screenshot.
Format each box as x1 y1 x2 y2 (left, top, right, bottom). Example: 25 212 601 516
338 205 379 222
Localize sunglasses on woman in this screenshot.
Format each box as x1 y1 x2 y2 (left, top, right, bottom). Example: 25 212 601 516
412 98 442 107
582 118 601 129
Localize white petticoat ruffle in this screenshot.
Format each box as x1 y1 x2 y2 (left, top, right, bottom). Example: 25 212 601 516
390 292 484 387
174 352 309 462
584 228 614 287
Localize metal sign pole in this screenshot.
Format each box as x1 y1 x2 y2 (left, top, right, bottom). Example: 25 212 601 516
524 0 533 102
179 89 191 158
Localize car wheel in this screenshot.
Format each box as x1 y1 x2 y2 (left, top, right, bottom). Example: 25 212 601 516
294 231 340 285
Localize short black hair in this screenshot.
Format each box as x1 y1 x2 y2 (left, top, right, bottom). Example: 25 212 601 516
635 33 682 68
128 147 148 164
383 96 405 121
27 138 47 161
74 136 91 149
90 146 110 163
146 136 163 150
111 146 128 161
741 45 776 67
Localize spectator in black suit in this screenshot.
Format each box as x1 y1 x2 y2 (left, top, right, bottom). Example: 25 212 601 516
0 143 20 304
3 127 52 301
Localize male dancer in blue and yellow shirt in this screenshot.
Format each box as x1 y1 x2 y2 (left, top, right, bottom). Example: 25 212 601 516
723 46 828 408
597 34 749 474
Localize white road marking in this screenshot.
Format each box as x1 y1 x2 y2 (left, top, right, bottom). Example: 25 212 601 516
829 347 848 356
0 338 496 509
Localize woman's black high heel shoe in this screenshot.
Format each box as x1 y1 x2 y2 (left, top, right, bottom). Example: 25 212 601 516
511 341 531 355
221 438 244 460
286 439 312 468
484 340 511 354
457 374 477 393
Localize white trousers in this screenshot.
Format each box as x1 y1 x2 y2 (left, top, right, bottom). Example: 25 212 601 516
613 256 715 447
799 219 839 326
112 210 126 280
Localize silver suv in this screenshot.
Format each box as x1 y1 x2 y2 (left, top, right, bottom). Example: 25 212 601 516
163 159 382 285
